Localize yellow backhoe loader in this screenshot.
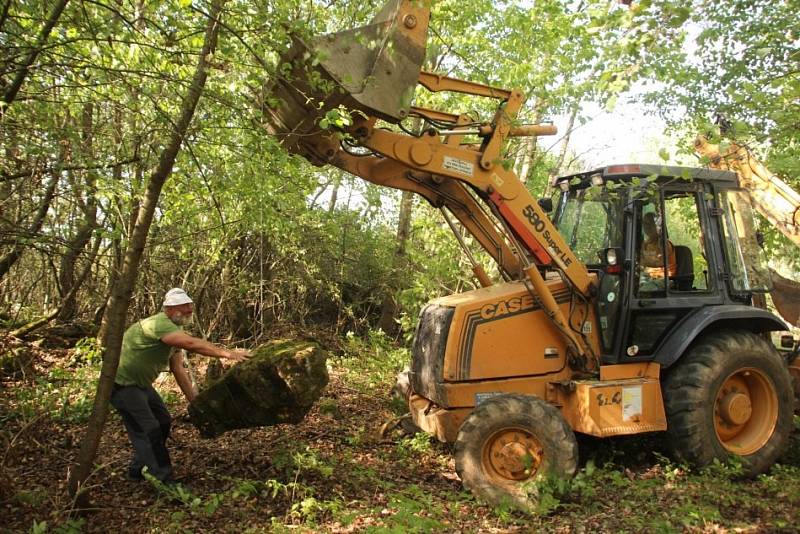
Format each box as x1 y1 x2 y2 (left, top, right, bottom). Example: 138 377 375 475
263 0 795 507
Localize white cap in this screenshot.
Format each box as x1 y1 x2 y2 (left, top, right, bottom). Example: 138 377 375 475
163 288 193 307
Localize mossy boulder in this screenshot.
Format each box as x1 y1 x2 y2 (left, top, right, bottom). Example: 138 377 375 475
188 339 329 438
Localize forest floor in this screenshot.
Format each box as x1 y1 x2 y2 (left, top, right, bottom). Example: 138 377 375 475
1 329 800 533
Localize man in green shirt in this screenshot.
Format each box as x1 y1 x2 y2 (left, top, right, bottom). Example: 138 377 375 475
112 288 249 483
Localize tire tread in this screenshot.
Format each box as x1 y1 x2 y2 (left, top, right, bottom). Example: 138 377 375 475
663 330 793 476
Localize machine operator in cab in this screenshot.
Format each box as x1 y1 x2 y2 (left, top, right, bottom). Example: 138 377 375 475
639 211 677 292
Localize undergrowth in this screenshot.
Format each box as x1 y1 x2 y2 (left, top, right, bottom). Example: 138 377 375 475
5 331 800 532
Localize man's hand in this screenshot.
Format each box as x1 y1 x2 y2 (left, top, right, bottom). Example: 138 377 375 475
224 348 250 362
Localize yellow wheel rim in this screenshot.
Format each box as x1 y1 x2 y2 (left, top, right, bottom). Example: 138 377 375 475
481 428 544 483
714 367 778 455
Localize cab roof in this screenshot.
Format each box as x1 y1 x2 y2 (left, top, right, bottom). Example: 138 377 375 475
556 164 738 186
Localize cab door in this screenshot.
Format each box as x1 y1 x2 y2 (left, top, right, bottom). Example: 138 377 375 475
620 186 723 361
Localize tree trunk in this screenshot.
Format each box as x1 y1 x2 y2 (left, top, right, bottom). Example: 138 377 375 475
12 229 102 338
67 0 226 504
0 0 12 35
514 104 543 185
58 102 98 321
378 190 414 334
516 136 534 184
328 173 341 213
546 103 579 196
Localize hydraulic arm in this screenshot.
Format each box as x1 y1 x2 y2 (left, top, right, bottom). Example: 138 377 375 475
695 136 800 246
263 0 597 363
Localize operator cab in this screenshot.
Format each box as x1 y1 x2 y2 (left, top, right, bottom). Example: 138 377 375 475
551 164 772 366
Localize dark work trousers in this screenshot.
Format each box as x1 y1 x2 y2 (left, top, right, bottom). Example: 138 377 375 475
110 384 173 481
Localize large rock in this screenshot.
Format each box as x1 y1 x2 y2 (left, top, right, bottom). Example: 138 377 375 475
188 339 329 438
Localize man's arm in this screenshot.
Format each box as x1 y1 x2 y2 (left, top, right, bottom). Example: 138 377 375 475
170 350 198 402
161 331 250 362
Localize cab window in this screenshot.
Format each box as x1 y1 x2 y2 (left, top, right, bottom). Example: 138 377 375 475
636 192 710 297
718 189 771 292
663 193 710 292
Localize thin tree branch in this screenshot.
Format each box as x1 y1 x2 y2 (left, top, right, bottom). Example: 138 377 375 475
0 155 140 183
1 0 71 110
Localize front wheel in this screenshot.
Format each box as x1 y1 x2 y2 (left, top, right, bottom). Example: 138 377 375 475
663 330 793 476
454 394 578 509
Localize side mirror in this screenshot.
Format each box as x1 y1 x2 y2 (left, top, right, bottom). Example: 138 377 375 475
537 198 553 213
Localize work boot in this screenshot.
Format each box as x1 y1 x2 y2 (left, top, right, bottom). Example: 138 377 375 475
126 466 145 481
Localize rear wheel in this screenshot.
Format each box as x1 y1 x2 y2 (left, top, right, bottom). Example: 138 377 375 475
663 330 793 476
454 394 578 509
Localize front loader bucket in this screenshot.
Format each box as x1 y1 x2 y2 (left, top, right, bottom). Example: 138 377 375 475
771 269 800 400
770 268 800 327
263 0 430 160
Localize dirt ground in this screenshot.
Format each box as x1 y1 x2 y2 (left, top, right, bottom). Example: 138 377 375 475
2 332 800 533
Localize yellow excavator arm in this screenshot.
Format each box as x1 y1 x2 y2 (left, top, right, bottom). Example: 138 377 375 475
695 136 800 247
263 0 597 363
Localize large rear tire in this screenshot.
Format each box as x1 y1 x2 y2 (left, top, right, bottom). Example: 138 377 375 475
454 394 578 509
663 330 793 476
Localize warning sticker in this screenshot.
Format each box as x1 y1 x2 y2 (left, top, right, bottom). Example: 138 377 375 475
622 386 642 421
443 156 474 177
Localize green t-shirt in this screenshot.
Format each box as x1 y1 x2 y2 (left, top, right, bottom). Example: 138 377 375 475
115 312 181 387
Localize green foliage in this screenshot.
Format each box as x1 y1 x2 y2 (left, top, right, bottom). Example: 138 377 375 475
29 518 85 534
289 495 344 524
1 0 795 345
272 443 335 479
15 488 48 507
509 459 600 516
145 471 314 520
317 396 341 418
365 485 448 533
700 456 746 479
319 106 359 130
636 0 799 199
338 329 410 390
395 433 433 460
70 337 103 367
4 365 98 424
